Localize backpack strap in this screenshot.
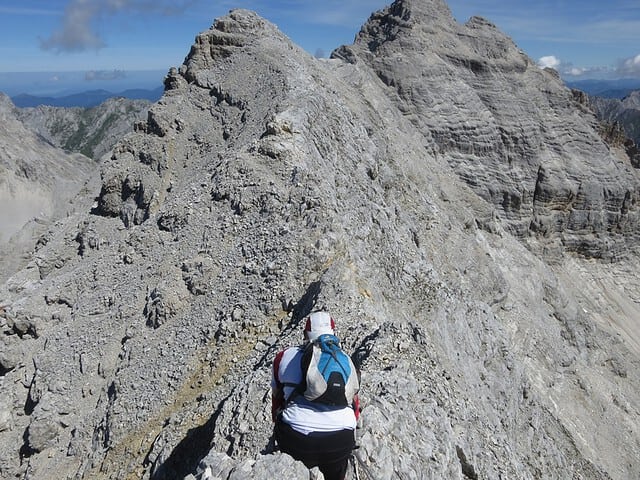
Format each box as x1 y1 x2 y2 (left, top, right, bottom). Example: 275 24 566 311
282 345 308 404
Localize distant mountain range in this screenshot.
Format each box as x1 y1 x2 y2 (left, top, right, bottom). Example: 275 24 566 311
8 78 640 108
10 86 164 108
588 91 640 150
565 78 640 99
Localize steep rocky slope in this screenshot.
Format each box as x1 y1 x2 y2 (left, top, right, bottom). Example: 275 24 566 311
333 4 640 261
1 1 639 480
589 91 640 142
16 97 152 160
589 91 640 160
0 94 97 283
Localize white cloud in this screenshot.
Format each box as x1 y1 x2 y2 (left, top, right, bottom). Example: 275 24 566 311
40 2 104 52
535 56 611 79
559 66 613 78
39 0 196 53
566 67 586 76
616 53 640 77
537 55 561 69
85 69 127 81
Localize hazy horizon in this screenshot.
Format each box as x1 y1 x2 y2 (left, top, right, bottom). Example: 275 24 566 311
2 70 640 103
0 69 166 98
1 1 639 96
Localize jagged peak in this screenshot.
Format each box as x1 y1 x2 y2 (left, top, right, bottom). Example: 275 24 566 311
0 92 16 118
392 0 453 22
465 15 499 30
335 0 531 81
350 0 455 49
339 0 518 62
386 0 455 24
179 9 301 89
185 9 273 61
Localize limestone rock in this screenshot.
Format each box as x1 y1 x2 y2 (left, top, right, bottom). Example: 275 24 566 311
24 417 61 454
191 451 312 480
0 3 639 480
587 90 640 166
334 0 640 260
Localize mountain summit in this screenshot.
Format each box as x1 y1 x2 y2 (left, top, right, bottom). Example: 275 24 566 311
1 3 639 479
335 0 639 260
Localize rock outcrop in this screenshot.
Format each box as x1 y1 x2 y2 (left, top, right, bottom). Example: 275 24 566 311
1 2 639 480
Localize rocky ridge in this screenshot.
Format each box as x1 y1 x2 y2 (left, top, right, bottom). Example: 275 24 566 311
0 94 98 283
1 1 639 480
589 90 640 141
588 91 640 166
16 97 152 160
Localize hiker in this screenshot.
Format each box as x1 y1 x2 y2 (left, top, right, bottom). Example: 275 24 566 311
271 311 360 480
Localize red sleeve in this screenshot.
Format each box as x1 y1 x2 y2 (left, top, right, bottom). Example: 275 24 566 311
271 350 285 422
272 350 285 386
353 393 361 420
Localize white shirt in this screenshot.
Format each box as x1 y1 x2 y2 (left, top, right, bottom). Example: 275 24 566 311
272 346 357 435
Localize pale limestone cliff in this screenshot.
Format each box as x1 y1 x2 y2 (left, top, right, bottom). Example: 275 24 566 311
1 3 639 480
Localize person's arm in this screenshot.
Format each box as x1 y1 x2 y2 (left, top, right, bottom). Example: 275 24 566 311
271 387 285 422
352 393 361 420
271 350 285 421
352 361 362 420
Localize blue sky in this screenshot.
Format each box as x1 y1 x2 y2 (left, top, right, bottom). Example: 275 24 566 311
1 0 639 96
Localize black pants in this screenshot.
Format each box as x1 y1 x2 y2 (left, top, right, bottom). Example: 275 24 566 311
274 420 355 480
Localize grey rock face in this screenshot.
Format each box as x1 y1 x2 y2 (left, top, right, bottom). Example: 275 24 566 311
1 4 639 480
333 0 640 261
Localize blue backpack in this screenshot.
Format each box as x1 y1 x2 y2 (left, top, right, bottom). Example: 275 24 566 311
293 334 359 407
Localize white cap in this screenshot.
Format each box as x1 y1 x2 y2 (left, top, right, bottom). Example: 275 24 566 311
304 311 335 341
